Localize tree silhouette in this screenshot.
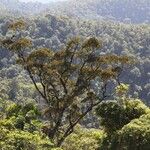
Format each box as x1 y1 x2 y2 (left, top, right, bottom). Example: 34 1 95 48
1 20 132 146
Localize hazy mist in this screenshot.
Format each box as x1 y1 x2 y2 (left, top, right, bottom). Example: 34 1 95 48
19 0 66 3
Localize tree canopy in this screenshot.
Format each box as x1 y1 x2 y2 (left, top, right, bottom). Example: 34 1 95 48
0 20 133 146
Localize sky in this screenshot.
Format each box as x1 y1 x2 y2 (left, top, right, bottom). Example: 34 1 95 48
19 0 66 3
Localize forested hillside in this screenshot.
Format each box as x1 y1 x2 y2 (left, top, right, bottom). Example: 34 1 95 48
0 0 150 149
0 0 50 16
49 0 150 23
1 0 150 23
1 15 150 104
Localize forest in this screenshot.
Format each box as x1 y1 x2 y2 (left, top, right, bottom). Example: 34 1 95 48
0 0 150 150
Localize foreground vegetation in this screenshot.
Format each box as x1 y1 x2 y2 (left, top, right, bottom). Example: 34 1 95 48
1 96 150 149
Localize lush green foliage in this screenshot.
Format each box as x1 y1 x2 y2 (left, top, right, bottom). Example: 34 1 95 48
1 98 150 150
96 99 150 150
96 99 150 133
116 113 150 150
98 113 150 150
0 127 54 150
0 99 60 150
62 125 104 150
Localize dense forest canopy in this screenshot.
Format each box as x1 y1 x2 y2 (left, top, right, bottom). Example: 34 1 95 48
0 14 150 104
48 0 150 23
0 0 150 149
0 0 150 23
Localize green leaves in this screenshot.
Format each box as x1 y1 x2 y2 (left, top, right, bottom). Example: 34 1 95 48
115 83 130 96
62 125 104 150
96 99 149 133
0 100 56 150
6 103 21 118
116 114 150 150
97 99 150 150
0 127 54 150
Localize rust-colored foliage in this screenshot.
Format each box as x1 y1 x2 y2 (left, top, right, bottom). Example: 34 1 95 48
8 20 26 31
10 38 32 51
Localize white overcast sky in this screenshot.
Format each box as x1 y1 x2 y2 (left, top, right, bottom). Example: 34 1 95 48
19 0 66 3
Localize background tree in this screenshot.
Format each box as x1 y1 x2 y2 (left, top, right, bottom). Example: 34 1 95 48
1 20 132 146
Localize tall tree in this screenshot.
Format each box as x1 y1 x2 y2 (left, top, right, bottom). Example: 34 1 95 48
1 20 132 146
